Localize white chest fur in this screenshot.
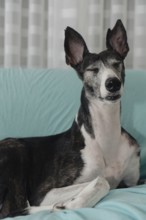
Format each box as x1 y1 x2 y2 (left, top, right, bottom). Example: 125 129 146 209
75 100 139 188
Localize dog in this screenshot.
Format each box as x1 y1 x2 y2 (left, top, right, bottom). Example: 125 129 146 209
0 19 141 218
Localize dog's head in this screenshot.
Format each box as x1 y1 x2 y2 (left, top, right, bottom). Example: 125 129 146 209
64 20 129 102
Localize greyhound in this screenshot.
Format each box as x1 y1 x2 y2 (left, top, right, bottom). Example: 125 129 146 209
0 20 140 218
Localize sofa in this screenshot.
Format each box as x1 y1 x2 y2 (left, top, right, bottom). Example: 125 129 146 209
0 68 145 220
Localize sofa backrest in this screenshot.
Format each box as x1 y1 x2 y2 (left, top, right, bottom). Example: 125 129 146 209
0 68 82 139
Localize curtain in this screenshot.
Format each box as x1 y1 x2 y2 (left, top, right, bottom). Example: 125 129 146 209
0 0 146 69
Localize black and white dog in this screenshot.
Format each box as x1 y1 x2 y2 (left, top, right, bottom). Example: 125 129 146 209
0 20 140 218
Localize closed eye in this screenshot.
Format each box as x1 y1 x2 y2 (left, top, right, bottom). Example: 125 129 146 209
112 62 121 69
86 68 99 73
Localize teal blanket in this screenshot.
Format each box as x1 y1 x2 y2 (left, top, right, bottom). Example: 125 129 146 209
0 68 145 220
5 185 146 220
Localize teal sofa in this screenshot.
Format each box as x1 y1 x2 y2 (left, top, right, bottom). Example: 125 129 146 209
0 68 146 220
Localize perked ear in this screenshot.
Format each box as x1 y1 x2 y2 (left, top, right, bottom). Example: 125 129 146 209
106 19 129 59
64 27 89 67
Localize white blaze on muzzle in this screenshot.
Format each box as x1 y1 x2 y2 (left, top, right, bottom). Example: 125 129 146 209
99 64 123 101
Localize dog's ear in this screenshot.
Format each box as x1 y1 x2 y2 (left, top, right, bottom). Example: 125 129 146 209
106 20 129 59
64 27 89 67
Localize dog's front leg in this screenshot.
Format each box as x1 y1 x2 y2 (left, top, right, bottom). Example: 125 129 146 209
54 176 109 211
29 176 109 214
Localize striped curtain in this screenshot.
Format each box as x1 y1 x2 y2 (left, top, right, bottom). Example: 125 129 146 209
0 0 146 69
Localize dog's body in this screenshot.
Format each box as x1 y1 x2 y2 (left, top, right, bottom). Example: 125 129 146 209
0 20 140 218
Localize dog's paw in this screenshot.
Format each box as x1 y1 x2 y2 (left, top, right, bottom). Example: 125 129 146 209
53 197 83 211
53 203 66 211
53 177 110 211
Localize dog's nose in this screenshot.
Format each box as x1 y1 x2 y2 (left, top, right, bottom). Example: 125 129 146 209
105 77 121 92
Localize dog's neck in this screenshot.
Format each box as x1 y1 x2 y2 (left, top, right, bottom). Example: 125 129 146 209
79 89 121 163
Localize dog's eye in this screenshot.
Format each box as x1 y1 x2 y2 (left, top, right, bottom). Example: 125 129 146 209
92 68 99 73
87 68 99 73
113 62 121 69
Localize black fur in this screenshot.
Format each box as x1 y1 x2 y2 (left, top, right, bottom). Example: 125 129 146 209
77 89 95 138
0 124 85 218
121 127 138 146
